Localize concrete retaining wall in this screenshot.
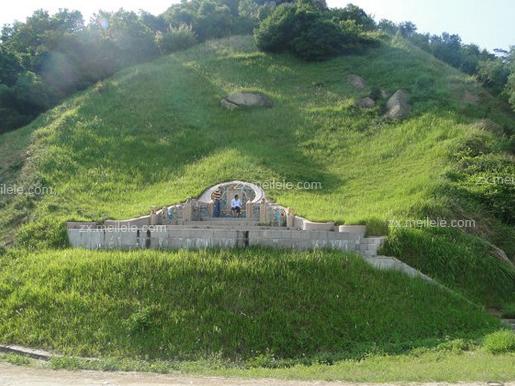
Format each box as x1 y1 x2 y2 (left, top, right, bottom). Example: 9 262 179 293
67 226 385 256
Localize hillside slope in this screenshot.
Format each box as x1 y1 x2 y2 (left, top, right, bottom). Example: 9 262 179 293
0 35 513 307
0 249 499 360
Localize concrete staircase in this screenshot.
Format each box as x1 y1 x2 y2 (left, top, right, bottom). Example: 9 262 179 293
189 218 260 228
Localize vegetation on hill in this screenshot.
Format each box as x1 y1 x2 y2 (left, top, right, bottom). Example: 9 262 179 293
0 1 514 379
254 1 377 61
0 34 514 308
2 0 514 135
0 248 501 361
377 20 515 107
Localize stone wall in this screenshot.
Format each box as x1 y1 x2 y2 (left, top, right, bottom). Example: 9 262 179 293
66 224 384 256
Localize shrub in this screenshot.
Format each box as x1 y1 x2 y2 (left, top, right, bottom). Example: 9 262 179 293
329 4 375 31
483 330 515 353
291 18 346 61
254 1 376 61
157 25 198 54
254 4 300 53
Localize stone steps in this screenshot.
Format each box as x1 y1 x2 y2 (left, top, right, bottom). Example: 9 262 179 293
365 255 433 281
186 219 259 227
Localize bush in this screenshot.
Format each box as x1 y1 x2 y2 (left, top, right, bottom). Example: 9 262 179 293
157 25 198 54
483 330 515 353
254 1 375 61
254 4 300 53
291 18 346 61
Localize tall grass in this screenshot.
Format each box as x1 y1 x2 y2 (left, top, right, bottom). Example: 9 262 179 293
0 248 499 360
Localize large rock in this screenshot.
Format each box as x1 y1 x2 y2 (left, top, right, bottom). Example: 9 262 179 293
221 92 273 110
357 97 375 109
347 74 366 89
384 89 410 120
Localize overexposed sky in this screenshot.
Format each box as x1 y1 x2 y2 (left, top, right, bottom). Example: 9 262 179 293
0 0 513 52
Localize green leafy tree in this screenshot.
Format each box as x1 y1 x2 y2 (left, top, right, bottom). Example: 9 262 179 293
254 4 300 53
255 1 374 61
329 3 374 30
0 48 21 86
291 18 346 60
398 21 416 38
503 47 515 111
477 58 510 95
377 19 397 34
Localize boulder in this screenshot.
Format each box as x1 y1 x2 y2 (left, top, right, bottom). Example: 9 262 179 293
384 89 410 120
221 92 273 110
347 74 366 89
357 97 375 109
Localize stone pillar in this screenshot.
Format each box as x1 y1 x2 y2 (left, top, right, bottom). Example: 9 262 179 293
286 208 295 228
246 201 253 219
150 209 158 225
161 207 167 225
183 199 192 222
259 199 267 224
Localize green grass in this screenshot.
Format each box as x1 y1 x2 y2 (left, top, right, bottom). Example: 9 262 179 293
483 330 515 353
0 34 514 371
47 350 515 382
0 35 513 306
3 345 515 382
0 248 500 361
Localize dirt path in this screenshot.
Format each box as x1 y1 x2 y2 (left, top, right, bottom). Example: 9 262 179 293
1 363 512 386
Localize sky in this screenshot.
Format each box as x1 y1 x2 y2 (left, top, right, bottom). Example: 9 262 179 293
0 0 513 52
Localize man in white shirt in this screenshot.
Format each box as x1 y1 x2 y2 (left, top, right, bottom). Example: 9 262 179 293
231 194 242 217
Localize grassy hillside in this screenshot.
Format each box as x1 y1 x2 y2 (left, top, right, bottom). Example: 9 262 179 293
0 248 500 361
0 35 513 307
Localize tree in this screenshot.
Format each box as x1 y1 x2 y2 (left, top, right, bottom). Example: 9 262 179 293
477 58 510 95
505 47 515 111
377 19 397 35
291 18 347 60
398 21 416 38
255 1 375 61
430 33 462 68
0 47 21 86
330 3 375 30
254 4 300 53
139 11 167 33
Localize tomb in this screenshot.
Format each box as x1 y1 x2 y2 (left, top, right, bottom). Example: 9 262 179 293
67 180 383 255
66 181 436 280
